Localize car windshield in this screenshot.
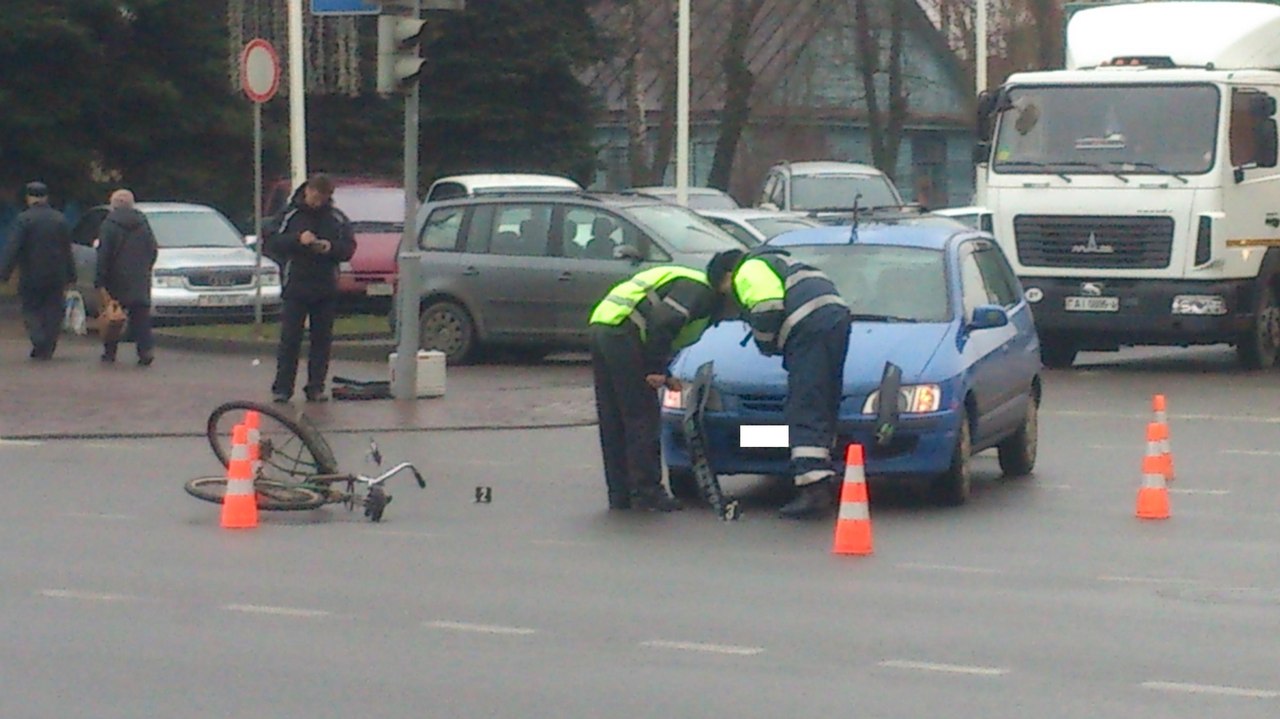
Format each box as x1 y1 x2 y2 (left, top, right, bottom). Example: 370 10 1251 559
786 244 951 323
993 83 1220 175
748 217 818 240
627 204 746 253
791 174 901 211
145 210 245 249
333 187 406 232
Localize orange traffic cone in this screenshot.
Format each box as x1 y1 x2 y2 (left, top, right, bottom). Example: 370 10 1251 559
1136 422 1171 520
1151 395 1174 483
221 423 259 529
243 409 262 478
833 444 873 555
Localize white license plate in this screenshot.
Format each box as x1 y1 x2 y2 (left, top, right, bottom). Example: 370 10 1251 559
739 425 789 448
1064 296 1119 312
197 294 252 307
365 282 394 297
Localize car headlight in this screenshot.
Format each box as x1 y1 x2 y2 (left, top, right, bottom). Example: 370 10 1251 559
259 271 281 287
152 273 184 288
861 384 942 414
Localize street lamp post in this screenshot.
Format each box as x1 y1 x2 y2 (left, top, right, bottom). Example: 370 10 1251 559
675 0 690 206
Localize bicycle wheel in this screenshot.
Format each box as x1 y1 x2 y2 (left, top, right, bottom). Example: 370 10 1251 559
183 476 329 511
206 400 338 480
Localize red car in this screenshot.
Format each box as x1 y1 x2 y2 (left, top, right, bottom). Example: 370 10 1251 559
265 177 405 312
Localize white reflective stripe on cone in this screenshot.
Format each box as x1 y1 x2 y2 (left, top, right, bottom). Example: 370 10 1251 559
1141 472 1166 489
838 502 870 521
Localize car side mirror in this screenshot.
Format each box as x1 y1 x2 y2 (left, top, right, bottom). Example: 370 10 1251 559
972 141 992 165
244 235 258 247
969 304 1009 331
613 244 644 263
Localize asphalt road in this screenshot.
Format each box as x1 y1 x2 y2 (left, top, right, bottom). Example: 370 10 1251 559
2 345 1280 718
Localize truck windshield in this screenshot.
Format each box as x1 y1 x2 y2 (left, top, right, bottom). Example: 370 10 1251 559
992 84 1220 176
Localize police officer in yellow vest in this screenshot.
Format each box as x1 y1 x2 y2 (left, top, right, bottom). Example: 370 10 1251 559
707 248 851 519
588 266 724 511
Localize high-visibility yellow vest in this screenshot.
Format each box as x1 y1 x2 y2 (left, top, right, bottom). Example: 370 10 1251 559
590 265 711 349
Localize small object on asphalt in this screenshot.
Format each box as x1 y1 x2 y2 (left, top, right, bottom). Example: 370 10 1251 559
252 358 261 366
367 439 382 466
474 486 493 504
723 500 742 521
332 375 392 401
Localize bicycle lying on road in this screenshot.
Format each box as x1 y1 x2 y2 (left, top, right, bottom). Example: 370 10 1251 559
184 400 425 522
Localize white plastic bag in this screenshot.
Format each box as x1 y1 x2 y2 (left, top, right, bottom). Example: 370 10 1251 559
63 291 87 335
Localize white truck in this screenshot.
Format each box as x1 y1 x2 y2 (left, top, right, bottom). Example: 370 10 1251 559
975 1 1280 368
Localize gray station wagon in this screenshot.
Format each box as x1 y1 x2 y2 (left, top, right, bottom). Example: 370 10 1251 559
402 192 747 363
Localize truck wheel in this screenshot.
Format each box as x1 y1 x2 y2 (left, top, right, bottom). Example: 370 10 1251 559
1238 281 1280 369
1040 336 1078 369
667 466 703 502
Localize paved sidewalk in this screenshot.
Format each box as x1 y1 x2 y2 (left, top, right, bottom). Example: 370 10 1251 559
0 302 596 440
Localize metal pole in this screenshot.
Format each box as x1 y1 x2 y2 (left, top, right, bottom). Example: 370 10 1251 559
288 0 307 188
392 0 422 401
675 0 690 206
253 101 265 329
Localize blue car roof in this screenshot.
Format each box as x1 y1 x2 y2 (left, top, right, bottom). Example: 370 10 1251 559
770 219 967 251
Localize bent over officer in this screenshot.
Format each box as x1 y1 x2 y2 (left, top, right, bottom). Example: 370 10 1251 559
588 266 723 512
0 182 75 360
707 249 851 519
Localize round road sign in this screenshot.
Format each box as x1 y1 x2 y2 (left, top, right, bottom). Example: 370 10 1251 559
240 39 281 104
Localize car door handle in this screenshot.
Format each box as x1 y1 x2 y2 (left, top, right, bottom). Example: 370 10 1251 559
462 266 479 276
558 271 573 282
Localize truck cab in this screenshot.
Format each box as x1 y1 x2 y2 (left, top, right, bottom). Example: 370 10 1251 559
975 1 1280 368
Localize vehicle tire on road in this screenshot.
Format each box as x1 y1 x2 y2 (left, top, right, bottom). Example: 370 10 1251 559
419 299 476 365
997 394 1038 477
932 411 972 506
183 476 328 511
1238 279 1280 369
1040 336 1078 369
667 466 703 502
206 400 339 479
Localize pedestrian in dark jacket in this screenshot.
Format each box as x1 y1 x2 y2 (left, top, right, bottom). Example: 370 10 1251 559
96 189 159 365
0 181 76 360
265 173 357 402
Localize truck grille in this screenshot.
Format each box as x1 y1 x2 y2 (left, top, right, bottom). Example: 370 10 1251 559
186 270 255 288
1013 215 1173 269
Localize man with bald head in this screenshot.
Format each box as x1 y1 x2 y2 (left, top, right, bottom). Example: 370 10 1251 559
95 188 159 365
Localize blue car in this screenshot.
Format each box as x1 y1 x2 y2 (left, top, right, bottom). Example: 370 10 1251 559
660 219 1042 505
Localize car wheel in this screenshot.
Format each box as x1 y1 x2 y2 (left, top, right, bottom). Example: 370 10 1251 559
1040 336 1078 369
667 466 702 502
418 300 476 365
932 410 972 506
997 393 1038 477
1238 279 1280 369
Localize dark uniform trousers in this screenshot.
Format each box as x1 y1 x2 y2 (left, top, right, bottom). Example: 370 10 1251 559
590 323 662 504
783 306 852 486
21 290 65 356
272 295 337 397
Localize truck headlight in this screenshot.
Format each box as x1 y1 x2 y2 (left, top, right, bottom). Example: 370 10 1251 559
862 384 942 414
259 271 281 287
152 274 184 288
1171 294 1226 316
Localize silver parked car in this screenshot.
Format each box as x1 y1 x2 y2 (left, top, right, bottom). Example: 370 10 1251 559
696 208 823 247
632 185 740 211
70 202 282 322
404 192 744 363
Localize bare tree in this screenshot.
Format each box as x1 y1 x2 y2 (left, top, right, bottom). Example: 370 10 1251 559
707 0 767 191
855 0 908 178
623 0 677 186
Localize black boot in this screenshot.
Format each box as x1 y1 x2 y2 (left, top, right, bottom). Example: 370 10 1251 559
632 486 682 512
779 481 835 520
607 492 632 510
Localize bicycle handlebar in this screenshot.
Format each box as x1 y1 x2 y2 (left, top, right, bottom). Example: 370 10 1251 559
355 462 426 490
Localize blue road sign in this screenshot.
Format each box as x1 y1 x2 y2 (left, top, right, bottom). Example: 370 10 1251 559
312 0 380 15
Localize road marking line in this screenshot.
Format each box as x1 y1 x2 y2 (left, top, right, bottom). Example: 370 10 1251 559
1142 681 1279 699
368 530 444 539
1098 576 1200 585
63 512 135 520
222 604 330 618
1086 444 1131 451
1049 411 1280 425
1220 449 1280 456
0 439 43 447
1039 483 1073 491
1170 488 1230 496
40 589 137 602
424 620 537 636
529 538 594 547
641 640 764 656
897 563 1003 575
878 659 1008 676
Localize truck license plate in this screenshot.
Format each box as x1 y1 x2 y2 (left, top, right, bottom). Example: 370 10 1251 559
1065 296 1119 312
197 294 251 307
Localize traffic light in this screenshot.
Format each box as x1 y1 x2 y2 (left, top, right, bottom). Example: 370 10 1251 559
377 4 428 95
